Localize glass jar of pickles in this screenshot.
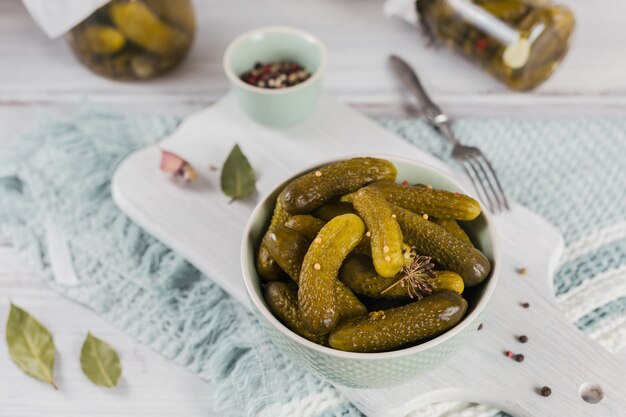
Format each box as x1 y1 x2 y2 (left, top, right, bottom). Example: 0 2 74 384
66 0 195 80
416 0 575 91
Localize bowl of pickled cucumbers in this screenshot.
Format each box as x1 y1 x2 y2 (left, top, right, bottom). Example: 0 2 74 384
242 156 499 388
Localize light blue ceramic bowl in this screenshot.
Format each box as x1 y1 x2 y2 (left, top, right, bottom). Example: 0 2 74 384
241 155 500 388
223 26 327 128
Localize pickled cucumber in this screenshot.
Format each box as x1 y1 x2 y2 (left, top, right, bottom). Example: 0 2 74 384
264 282 328 345
312 202 356 221
257 200 290 281
366 181 481 220
284 215 325 241
391 205 491 287
109 1 191 56
328 291 468 352
352 188 404 277
285 211 372 257
263 226 367 320
143 0 196 34
263 226 309 282
340 255 464 298
431 271 465 295
480 0 530 21
78 25 126 55
256 247 284 281
432 218 472 244
299 214 366 334
279 158 397 214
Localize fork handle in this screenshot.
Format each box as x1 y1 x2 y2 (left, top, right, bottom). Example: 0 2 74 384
434 122 459 147
389 55 459 146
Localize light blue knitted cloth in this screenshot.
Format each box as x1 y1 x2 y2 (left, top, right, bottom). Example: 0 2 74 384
0 105 624 417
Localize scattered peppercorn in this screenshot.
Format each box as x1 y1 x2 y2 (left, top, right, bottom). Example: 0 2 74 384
540 386 552 397
475 37 488 50
477 323 483 331
241 61 311 89
521 302 530 308
514 353 525 362
517 267 527 275
518 335 528 343
505 350 514 358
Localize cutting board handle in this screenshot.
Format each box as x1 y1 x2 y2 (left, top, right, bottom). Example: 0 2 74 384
342 205 625 417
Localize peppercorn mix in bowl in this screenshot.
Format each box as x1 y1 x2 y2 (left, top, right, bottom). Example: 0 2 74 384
241 155 500 388
223 26 327 128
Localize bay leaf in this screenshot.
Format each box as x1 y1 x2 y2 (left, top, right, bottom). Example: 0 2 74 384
220 144 256 201
5 303 57 389
80 332 122 388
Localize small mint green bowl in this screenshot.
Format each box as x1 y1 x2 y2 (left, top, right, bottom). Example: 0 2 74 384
223 26 327 128
241 155 500 388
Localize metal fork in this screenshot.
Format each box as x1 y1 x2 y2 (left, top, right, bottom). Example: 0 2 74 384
389 55 510 214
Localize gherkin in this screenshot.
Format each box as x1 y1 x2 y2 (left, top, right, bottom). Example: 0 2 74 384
284 215 326 241
391 205 490 287
264 282 328 345
256 200 290 280
352 188 404 277
432 218 472 245
312 202 356 221
279 158 397 214
340 255 464 298
364 181 481 220
263 226 367 322
329 291 468 352
298 214 366 334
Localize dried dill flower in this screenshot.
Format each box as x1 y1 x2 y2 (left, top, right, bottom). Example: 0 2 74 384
381 248 436 299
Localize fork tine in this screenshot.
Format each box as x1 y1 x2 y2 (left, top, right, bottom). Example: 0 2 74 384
470 153 506 213
457 156 494 213
462 156 498 213
479 155 510 210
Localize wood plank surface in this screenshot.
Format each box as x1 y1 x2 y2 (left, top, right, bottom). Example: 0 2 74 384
0 0 624 416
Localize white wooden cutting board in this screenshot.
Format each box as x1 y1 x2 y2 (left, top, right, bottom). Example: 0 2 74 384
112 94 625 417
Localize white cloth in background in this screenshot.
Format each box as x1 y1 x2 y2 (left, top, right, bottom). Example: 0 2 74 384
384 0 419 24
20 0 109 38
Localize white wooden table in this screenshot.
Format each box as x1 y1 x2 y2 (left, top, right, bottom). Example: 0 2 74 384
0 0 624 416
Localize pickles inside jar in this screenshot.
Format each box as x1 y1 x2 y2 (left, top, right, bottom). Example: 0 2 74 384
109 1 191 56
416 0 575 91
66 0 195 81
